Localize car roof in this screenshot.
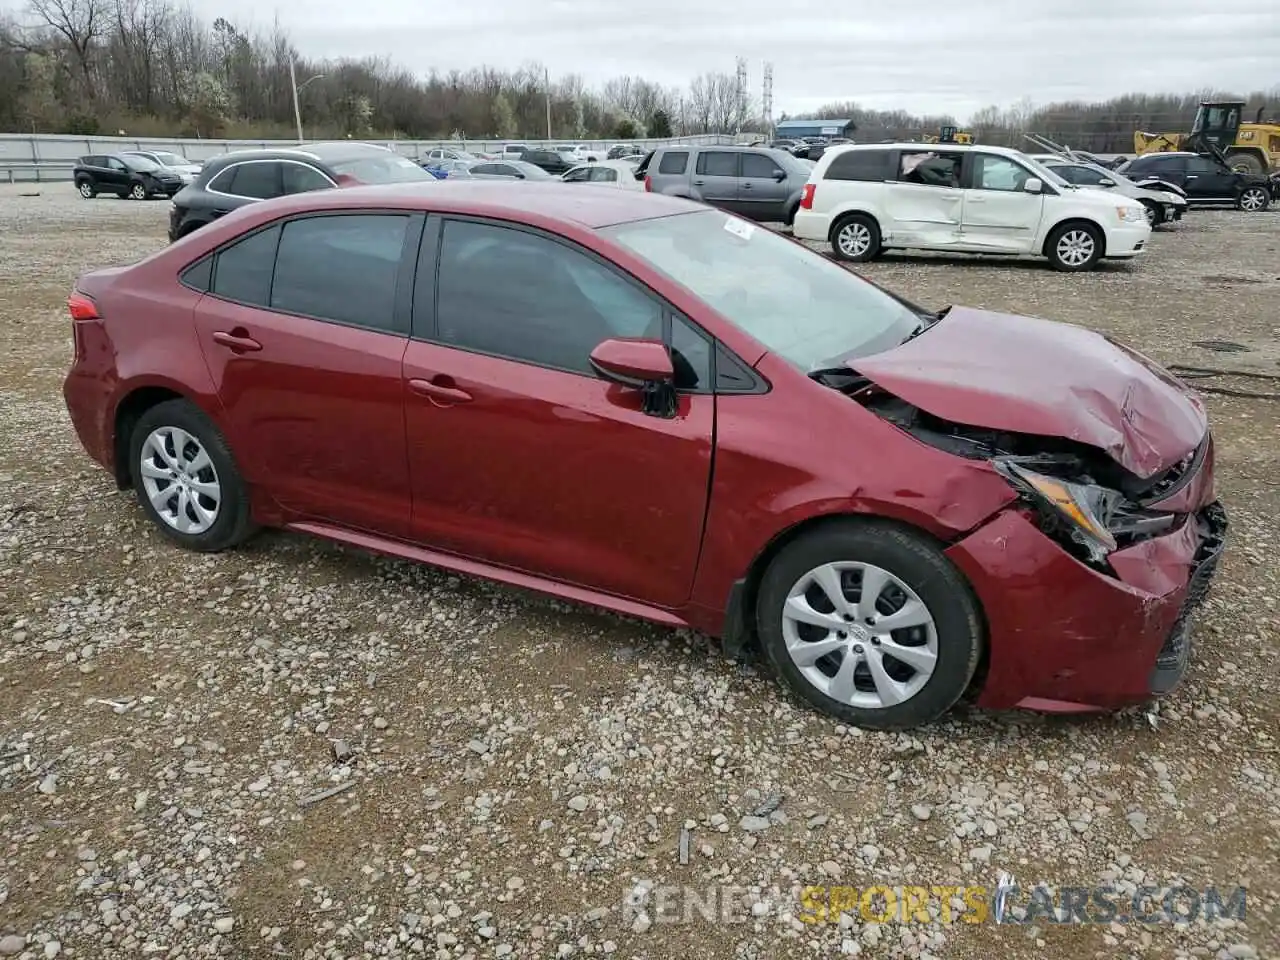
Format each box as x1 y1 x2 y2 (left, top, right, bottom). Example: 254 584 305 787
204 142 401 169
227 181 699 229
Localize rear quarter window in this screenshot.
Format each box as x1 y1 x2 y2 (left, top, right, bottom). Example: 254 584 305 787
824 150 892 182
657 151 689 175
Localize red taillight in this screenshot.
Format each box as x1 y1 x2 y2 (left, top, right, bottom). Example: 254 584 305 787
68 292 100 321
333 173 360 187
643 175 652 192
799 183 816 210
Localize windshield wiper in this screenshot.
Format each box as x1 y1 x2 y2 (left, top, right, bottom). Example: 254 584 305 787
899 304 951 344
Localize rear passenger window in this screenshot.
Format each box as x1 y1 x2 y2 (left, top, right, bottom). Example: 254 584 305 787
696 152 739 177
180 256 213 293
212 226 280 306
270 215 410 332
825 150 891 182
229 162 281 199
898 151 961 188
658 151 688 175
207 167 236 193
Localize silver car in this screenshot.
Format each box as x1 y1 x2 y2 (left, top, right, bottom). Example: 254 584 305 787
1030 155 1187 226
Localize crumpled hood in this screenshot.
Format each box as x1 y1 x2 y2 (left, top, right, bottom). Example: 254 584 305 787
849 307 1207 479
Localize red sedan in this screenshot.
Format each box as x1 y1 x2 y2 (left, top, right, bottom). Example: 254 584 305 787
62 183 1226 730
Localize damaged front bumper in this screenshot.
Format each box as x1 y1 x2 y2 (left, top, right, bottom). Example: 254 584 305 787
946 500 1227 713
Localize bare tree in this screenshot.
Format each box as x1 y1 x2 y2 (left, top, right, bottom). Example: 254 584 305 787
28 0 104 100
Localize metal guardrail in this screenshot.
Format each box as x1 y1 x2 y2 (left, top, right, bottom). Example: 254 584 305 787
0 133 734 184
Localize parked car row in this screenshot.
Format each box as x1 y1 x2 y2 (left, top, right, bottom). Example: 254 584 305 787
74 151 201 200
64 178 1228 732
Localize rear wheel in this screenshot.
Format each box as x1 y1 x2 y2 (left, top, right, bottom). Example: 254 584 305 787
128 399 256 552
76 180 96 199
756 520 982 730
1237 186 1270 212
1046 222 1103 272
829 213 881 262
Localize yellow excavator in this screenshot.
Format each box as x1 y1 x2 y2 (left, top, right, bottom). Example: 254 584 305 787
923 126 973 144
1134 100 1279 174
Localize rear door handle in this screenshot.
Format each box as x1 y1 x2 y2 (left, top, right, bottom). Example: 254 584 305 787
408 377 473 406
211 330 262 353
967 196 986 203
693 179 705 186
741 183 753 190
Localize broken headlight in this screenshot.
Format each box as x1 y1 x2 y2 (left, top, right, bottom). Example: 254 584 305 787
995 460 1123 563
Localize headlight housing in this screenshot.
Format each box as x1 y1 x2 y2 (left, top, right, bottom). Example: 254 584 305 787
994 460 1124 563
1117 205 1146 223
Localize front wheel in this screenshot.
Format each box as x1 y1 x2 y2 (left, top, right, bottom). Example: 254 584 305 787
1237 186 1270 212
130 183 148 200
755 520 982 730
1046 222 1103 272
1140 200 1163 227
128 399 257 552
829 213 881 262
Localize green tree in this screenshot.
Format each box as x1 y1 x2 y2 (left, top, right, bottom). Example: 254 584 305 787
183 71 232 137
491 93 517 137
613 117 638 139
647 108 671 138
18 52 59 131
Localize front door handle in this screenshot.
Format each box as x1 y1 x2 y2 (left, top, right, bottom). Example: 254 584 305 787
408 377 473 406
967 196 986 203
693 179 705 186
741 183 753 190
211 330 262 353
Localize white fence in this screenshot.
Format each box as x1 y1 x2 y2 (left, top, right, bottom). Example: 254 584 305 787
0 132 735 183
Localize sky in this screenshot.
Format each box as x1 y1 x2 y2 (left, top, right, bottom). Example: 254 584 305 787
17 0 1280 119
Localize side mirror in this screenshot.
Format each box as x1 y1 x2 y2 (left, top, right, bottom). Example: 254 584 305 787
773 168 787 181
1098 178 1116 187
590 338 674 387
1023 177 1043 194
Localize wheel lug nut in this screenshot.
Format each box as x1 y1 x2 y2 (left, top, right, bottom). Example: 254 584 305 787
837 631 847 639
852 644 863 654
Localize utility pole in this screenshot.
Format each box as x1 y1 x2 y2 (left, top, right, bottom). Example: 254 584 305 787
290 57 303 144
545 67 552 140
734 57 748 135
762 63 773 137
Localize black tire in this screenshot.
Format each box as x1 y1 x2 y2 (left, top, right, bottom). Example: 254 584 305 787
1139 199 1164 227
129 182 148 200
1227 152 1265 176
829 213 881 262
755 520 982 730
1236 186 1270 213
76 179 97 199
1045 221 1104 272
128 399 256 553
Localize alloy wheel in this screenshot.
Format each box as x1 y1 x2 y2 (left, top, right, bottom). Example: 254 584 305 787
1143 205 1156 226
836 222 872 259
78 182 93 198
138 426 221 535
1056 229 1095 267
781 561 938 710
1240 188 1267 212
131 184 147 200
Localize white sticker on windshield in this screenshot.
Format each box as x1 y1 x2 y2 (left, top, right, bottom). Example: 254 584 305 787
723 217 755 241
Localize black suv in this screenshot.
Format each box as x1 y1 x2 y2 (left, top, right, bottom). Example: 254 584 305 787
1116 152 1271 212
74 153 185 200
521 149 575 175
167 141 433 242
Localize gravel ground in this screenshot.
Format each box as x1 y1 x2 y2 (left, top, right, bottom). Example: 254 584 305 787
1 184 1278 960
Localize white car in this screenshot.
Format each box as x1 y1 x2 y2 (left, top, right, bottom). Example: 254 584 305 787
1027 154 1187 226
793 143 1152 272
121 150 201 184
561 160 643 190
555 143 601 163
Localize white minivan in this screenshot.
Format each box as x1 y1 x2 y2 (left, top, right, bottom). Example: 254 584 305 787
792 143 1152 271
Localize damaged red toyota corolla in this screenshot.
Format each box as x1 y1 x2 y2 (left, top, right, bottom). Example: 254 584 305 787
61 183 1227 730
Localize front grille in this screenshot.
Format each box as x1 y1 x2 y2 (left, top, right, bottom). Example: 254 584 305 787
1140 435 1208 505
1154 501 1228 671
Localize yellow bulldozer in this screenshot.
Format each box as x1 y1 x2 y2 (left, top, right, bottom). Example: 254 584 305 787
923 126 973 144
1134 100 1279 174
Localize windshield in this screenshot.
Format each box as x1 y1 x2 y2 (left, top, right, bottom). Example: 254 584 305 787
152 152 186 166
330 154 433 183
516 163 553 180
601 210 924 371
123 155 161 172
